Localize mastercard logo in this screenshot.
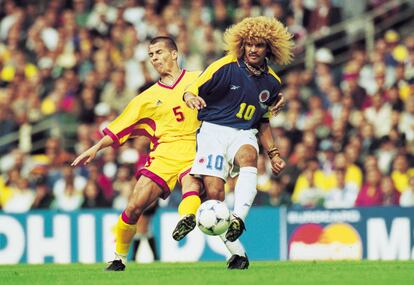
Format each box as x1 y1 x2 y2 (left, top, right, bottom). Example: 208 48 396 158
289 223 362 260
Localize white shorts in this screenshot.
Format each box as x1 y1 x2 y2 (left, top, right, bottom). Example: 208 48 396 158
190 122 259 181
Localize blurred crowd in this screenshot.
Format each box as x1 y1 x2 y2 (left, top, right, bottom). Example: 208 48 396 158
0 0 414 213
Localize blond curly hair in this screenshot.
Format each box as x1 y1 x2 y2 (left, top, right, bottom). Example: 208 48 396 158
223 16 294 66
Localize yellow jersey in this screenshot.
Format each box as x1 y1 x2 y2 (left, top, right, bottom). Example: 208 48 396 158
103 70 201 150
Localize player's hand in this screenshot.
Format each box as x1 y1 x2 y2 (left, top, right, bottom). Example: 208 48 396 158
184 93 207 110
270 93 285 116
71 145 99 166
270 155 286 175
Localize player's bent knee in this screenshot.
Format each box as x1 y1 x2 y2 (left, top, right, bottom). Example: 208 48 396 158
124 204 144 224
235 146 258 167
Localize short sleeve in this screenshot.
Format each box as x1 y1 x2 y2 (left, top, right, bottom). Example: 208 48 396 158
103 95 147 147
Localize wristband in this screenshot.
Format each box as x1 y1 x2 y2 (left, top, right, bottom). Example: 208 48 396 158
267 147 280 159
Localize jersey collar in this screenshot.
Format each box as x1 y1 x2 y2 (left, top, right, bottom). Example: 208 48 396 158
157 69 186 89
237 58 269 75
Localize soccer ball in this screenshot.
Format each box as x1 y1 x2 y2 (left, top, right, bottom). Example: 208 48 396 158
196 200 231 236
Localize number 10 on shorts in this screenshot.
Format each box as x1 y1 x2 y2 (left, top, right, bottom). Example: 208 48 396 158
206 154 224 170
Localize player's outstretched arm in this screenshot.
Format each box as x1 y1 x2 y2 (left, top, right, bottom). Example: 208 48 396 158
183 92 207 110
71 135 114 166
269 93 285 116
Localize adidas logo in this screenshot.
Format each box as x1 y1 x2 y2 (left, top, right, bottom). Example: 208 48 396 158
156 100 162 106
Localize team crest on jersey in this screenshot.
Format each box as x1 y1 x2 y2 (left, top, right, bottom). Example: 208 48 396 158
259 90 270 103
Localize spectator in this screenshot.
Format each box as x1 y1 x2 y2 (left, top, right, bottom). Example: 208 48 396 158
101 146 118 179
82 180 109 208
342 61 368 109
86 163 113 203
399 175 414 207
112 164 132 194
390 154 414 193
211 0 233 31
398 96 414 143
100 68 136 113
53 163 86 211
31 175 54 209
358 123 378 161
324 166 359 209
376 136 397 174
292 158 326 207
285 143 309 194
0 103 18 154
386 85 404 112
263 176 292 207
78 88 98 124
287 0 311 30
276 136 299 195
112 180 133 211
355 167 383 207
326 87 343 120
73 0 90 28
2 175 35 213
234 0 261 23
86 0 117 35
335 152 363 189
380 176 400 206
308 0 342 36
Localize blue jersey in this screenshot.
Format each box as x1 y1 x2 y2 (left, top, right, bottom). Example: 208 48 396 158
185 55 282 130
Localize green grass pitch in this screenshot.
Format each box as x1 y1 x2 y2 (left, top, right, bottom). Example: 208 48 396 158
1 261 414 285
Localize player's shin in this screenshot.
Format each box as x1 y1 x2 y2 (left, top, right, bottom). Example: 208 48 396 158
219 233 249 269
114 210 138 263
219 233 246 257
233 166 258 221
178 191 201 216
173 191 200 241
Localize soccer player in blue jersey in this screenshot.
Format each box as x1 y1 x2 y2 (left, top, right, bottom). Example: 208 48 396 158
176 17 294 262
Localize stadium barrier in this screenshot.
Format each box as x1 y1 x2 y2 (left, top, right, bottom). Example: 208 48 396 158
0 208 281 264
0 206 412 264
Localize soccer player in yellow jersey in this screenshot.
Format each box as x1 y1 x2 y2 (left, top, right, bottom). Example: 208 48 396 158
72 37 248 271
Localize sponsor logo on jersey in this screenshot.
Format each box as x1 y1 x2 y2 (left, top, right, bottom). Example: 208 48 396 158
230 85 240 90
259 90 270 103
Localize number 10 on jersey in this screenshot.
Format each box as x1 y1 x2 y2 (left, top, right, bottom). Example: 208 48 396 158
206 154 224 170
236 103 256 120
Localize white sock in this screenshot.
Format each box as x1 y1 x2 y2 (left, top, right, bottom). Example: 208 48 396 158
219 233 246 257
233 166 257 221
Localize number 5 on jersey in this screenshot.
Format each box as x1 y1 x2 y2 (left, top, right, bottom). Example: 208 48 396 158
173 106 185 122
